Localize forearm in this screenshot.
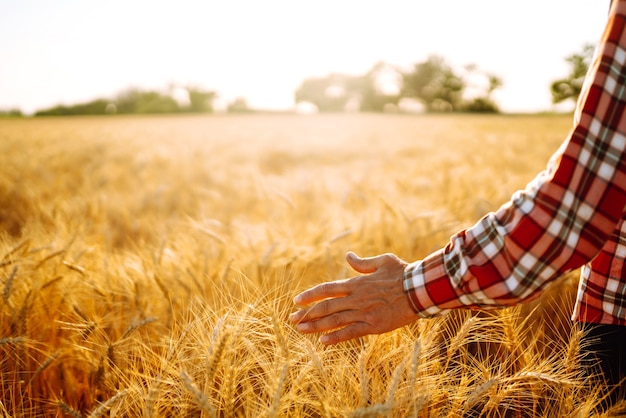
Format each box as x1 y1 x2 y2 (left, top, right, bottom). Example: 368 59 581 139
404 178 625 317
404 0 626 316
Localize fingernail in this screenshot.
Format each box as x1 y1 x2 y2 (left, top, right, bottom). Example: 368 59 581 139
288 312 298 322
293 294 302 304
297 322 310 331
319 335 330 344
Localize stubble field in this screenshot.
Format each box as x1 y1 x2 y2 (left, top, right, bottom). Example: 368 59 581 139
0 113 617 416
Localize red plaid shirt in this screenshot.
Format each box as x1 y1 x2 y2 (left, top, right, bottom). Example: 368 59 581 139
404 0 626 325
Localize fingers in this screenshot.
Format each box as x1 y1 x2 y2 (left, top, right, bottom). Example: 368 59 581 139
320 323 371 345
346 251 399 274
293 279 351 306
292 311 373 345
293 252 392 307
293 308 361 334
346 251 379 274
290 252 411 345
289 290 355 323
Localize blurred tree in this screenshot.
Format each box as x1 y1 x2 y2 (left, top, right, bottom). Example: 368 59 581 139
116 90 179 114
294 74 356 112
227 97 251 113
359 61 402 112
462 71 503 113
551 43 595 104
402 55 465 111
35 99 111 116
487 74 503 96
463 97 499 113
187 87 216 113
294 62 402 112
34 86 217 116
0 109 23 117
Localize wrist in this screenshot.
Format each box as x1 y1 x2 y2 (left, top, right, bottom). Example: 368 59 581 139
403 258 450 318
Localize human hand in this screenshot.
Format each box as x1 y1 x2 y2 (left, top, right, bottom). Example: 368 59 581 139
289 251 417 344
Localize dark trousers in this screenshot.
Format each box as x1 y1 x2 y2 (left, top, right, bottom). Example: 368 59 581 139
579 322 626 408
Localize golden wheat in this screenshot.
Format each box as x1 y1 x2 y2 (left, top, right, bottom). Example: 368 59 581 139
0 114 619 416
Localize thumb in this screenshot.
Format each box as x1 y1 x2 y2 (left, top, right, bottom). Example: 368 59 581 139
346 251 380 274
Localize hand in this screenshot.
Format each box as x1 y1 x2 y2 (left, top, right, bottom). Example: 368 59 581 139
289 251 417 344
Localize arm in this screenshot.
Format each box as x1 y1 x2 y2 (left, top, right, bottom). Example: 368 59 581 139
404 0 626 317
290 0 626 344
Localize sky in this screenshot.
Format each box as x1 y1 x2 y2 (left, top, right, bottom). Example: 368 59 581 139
0 0 612 115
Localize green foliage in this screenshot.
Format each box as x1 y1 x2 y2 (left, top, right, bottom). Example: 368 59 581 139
402 55 465 112
35 99 112 116
294 62 401 113
294 74 361 112
188 87 216 113
401 57 503 113
227 97 252 113
115 90 179 114
360 61 402 112
0 109 23 118
34 87 216 116
459 70 502 113
294 57 502 114
462 97 500 113
551 44 595 104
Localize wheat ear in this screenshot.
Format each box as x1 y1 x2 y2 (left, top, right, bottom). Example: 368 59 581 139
181 371 217 417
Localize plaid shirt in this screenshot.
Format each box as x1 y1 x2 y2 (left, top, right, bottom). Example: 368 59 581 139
403 0 626 325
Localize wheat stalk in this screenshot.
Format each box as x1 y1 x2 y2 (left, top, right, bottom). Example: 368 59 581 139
358 348 370 407
58 400 83 418
106 317 158 370
34 249 66 270
118 316 158 342
63 261 87 276
465 377 499 409
500 309 531 371
181 370 217 417
271 313 289 361
267 363 288 418
348 402 393 418
221 357 237 418
0 336 25 345
0 400 9 417
185 267 203 292
445 315 475 369
206 327 229 385
402 339 423 416
40 275 64 290
88 389 128 418
27 350 60 386
0 239 30 268
15 289 33 336
144 377 161 418
2 265 18 305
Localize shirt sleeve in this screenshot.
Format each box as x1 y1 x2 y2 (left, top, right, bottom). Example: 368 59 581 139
403 0 626 318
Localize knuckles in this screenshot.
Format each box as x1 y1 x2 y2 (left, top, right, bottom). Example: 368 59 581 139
329 313 344 329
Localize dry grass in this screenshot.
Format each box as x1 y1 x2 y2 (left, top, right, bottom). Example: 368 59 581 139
0 113 622 416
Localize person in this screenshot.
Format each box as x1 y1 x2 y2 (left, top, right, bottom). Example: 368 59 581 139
289 0 626 405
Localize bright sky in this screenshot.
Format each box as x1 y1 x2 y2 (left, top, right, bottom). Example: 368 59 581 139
0 0 611 115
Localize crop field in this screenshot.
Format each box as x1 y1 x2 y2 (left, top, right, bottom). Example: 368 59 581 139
0 113 619 416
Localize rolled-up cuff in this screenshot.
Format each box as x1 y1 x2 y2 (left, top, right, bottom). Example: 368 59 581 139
403 258 450 318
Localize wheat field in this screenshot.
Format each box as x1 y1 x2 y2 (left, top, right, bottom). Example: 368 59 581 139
0 113 621 417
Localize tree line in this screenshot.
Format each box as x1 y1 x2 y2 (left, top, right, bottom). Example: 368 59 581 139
295 57 502 113
1 45 593 117
32 87 217 116
296 44 594 113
